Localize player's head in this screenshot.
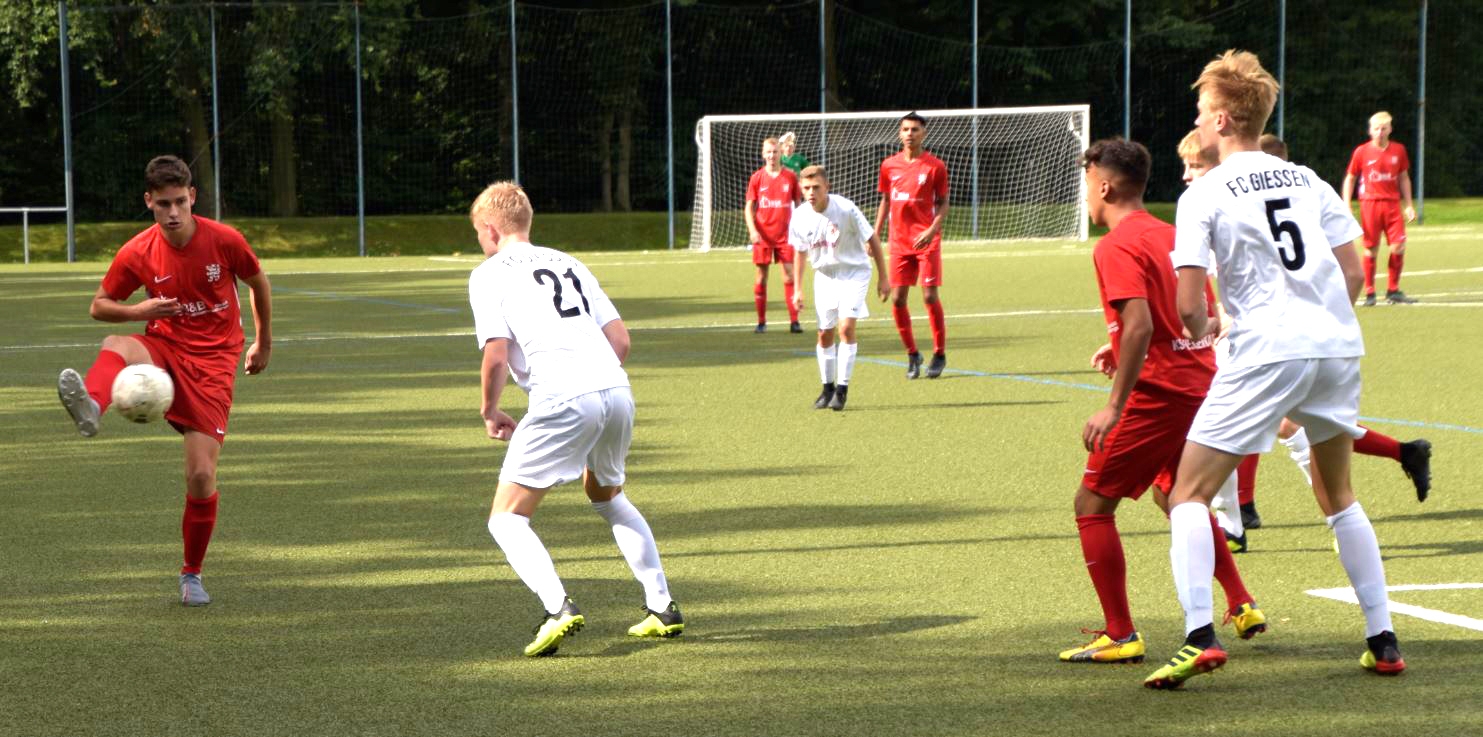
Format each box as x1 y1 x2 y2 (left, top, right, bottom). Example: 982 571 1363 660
1081 138 1150 227
899 112 927 152
779 131 797 155
1177 129 1219 186
469 181 534 255
1192 50 1278 148
1368 111 1393 143
761 137 780 167
1258 133 1289 161
143 155 196 233
798 165 830 210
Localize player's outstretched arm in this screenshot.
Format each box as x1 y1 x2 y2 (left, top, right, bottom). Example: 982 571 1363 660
89 285 182 323
243 271 272 375
1332 239 1365 304
600 318 630 364
867 234 889 302
1084 298 1151 452
480 338 518 441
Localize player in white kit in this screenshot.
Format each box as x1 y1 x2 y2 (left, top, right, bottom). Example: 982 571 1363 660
789 165 889 411
1145 51 1403 689
467 182 682 657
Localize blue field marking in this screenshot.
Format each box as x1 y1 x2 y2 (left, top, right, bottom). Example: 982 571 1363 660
273 287 465 314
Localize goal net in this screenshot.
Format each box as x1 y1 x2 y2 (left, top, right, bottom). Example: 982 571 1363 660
689 105 1090 251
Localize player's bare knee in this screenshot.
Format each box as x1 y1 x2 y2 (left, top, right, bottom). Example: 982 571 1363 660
101 335 150 364
817 332 835 348
184 468 216 497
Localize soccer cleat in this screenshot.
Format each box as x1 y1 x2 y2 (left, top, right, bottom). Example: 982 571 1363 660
525 598 584 657
1399 439 1433 502
828 385 848 411
1385 289 1417 304
1225 530 1248 554
754 323 766 334
1360 630 1405 675
1143 641 1227 689
926 352 947 379
789 321 803 334
58 368 100 438
1058 630 1146 664
813 383 836 410
628 600 685 638
1362 292 1377 307
1225 602 1267 640
905 352 923 380
179 573 211 607
1240 502 1262 530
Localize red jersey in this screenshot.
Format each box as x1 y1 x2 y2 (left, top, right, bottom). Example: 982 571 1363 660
746 167 800 245
1092 211 1216 401
877 150 949 251
101 216 262 354
1346 141 1410 201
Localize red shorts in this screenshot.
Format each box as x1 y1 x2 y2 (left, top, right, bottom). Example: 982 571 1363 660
1359 200 1406 249
889 247 943 288
1082 390 1203 500
135 334 240 444
752 241 795 266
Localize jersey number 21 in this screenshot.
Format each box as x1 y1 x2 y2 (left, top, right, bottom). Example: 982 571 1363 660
533 268 591 318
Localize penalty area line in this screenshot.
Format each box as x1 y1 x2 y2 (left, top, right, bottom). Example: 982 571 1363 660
1305 584 1483 632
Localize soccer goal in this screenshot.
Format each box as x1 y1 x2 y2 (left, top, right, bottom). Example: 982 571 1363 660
689 105 1090 251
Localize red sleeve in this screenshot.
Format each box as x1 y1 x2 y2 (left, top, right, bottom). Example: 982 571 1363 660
787 171 802 204
1092 241 1147 305
934 158 949 199
223 228 262 279
877 160 890 194
100 248 142 300
1346 146 1364 177
745 171 759 204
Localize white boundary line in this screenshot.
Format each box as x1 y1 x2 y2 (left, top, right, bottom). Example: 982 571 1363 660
1306 584 1483 632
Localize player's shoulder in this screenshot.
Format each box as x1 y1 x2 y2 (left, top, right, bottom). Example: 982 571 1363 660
828 192 860 212
194 216 250 247
923 151 948 168
119 225 158 254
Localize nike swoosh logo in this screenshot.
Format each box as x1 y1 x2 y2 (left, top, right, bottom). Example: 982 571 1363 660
153 275 172 283
215 428 225 435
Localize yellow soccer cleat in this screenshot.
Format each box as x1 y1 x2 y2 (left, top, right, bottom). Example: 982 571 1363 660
524 598 584 657
1058 630 1145 664
628 600 685 638
1226 602 1267 640
1143 642 1227 689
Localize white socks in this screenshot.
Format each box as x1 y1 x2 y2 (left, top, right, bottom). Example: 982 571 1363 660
1211 471 1244 537
817 344 837 385
1169 502 1216 635
488 512 567 614
592 493 672 613
1281 427 1312 485
837 342 858 386
1328 502 1394 637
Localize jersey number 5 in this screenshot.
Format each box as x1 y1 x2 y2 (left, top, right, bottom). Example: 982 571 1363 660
533 268 591 318
1264 198 1306 271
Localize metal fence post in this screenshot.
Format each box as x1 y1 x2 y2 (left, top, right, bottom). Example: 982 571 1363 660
210 4 222 220
1277 0 1286 139
1123 0 1131 139
818 0 827 163
971 0 979 239
666 0 674 250
510 0 520 183
59 1 76 262
355 2 366 256
1416 0 1427 223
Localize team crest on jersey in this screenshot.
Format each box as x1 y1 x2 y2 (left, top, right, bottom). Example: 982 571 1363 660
917 173 927 185
783 183 790 193
205 263 221 283
1390 156 1398 164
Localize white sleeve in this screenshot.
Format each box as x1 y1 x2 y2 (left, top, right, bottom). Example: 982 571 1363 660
468 267 513 349
787 205 807 250
850 201 875 243
572 260 622 327
1313 171 1364 247
1171 186 1213 270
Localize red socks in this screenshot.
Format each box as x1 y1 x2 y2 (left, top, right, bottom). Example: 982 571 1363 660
1355 425 1402 460
926 300 946 355
1362 254 1377 296
1209 513 1253 612
1076 514 1134 640
1387 252 1404 293
784 282 799 323
182 492 219 575
1236 454 1259 506
892 304 917 354
753 283 767 324
84 350 128 414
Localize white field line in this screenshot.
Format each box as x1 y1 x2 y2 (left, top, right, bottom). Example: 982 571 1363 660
1306 584 1483 632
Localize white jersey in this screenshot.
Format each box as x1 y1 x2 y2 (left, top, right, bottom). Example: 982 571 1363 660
1172 151 1365 369
787 194 876 281
468 242 629 403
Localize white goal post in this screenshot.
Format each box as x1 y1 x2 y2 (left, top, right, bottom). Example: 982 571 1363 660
689 105 1090 251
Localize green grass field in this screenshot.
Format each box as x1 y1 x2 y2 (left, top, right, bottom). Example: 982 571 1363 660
2 220 1482 736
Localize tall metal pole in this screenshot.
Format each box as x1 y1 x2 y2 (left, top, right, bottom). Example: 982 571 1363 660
1276 0 1286 139
210 4 222 220
665 0 674 250
971 0 979 239
59 1 76 262
354 3 366 256
510 0 520 182
818 0 827 163
1123 0 1131 139
1416 0 1427 222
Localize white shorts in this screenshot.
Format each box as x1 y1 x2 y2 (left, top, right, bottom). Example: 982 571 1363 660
499 386 634 489
1188 357 1363 456
814 272 870 331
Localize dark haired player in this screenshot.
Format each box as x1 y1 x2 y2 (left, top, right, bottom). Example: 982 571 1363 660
875 112 950 379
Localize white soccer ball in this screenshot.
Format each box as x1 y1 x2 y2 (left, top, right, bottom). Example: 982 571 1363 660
111 364 174 424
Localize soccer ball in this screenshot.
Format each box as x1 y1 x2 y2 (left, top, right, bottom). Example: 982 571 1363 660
111 364 174 424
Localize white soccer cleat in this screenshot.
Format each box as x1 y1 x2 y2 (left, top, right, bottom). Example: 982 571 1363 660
57 368 100 437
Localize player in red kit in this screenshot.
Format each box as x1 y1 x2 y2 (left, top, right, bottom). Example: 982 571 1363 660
56 155 273 607
875 112 950 379
746 137 804 333
1343 111 1417 306
1060 139 1264 665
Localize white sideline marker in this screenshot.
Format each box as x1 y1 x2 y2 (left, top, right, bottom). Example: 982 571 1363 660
1305 583 1483 632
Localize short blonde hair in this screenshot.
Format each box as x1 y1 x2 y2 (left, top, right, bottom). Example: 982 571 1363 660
1192 50 1278 139
1177 130 1217 166
470 181 533 233
798 164 827 182
762 137 780 148
779 131 797 145
1258 133 1288 161
1369 111 1393 127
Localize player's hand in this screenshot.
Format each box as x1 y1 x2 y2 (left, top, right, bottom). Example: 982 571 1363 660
912 228 937 249
485 410 517 441
1404 205 1417 223
244 341 270 375
792 291 804 311
876 279 890 302
137 297 183 319
1215 312 1233 346
1090 343 1116 378
1083 404 1121 453
747 229 762 245
1182 317 1218 342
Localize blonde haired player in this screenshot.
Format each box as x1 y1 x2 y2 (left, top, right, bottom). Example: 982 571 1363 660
789 166 889 411
745 137 804 333
467 182 682 657
1342 111 1417 305
1146 50 1403 689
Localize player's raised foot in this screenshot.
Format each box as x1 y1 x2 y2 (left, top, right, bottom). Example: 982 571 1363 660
1058 630 1145 664
628 600 684 638
1399 439 1433 502
1385 289 1417 305
754 322 766 334
57 368 101 438
1362 292 1377 307
1240 502 1262 530
1144 626 1225 690
525 597 583 657
813 383 836 410
926 352 947 379
1225 530 1248 554
905 351 923 380
828 385 848 412
1225 602 1267 640
1360 630 1405 675
789 321 803 334
179 573 211 607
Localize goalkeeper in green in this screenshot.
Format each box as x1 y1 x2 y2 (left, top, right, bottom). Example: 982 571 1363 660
779 131 810 175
